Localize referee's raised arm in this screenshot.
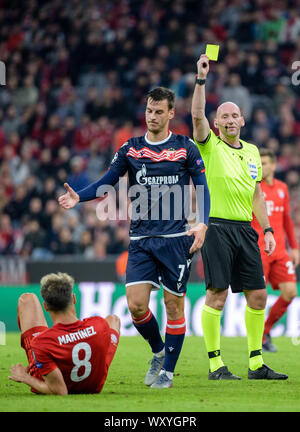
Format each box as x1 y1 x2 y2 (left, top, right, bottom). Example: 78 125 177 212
191 54 210 143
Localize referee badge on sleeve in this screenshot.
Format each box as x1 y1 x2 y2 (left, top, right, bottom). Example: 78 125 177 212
248 163 258 180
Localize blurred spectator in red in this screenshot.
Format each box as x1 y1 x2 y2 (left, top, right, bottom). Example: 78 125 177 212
42 115 63 153
208 17 228 42
52 48 71 86
0 214 15 254
113 121 133 152
116 250 128 282
74 114 98 154
0 162 14 199
6 24 24 51
95 116 114 153
30 102 47 141
58 78 74 106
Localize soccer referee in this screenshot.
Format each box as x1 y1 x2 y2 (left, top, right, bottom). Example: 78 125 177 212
191 54 288 380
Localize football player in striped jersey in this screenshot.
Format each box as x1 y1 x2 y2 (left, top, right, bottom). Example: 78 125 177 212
58 87 210 388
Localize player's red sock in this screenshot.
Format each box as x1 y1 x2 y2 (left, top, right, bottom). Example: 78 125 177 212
264 296 291 338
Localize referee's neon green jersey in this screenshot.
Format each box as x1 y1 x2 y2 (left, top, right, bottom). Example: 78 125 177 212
194 130 262 221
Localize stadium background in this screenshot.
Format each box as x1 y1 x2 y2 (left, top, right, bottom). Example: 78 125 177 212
0 0 300 337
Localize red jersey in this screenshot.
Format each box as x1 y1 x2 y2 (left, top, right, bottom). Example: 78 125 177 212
30 316 115 394
252 179 298 258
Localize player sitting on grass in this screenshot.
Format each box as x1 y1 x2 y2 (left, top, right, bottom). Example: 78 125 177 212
9 272 120 395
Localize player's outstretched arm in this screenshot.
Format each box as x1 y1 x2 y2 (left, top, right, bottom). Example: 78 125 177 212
191 54 210 143
252 183 276 256
58 183 80 209
58 169 121 209
9 363 68 395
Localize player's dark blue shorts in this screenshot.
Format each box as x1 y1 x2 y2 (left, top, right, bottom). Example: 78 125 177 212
125 234 194 296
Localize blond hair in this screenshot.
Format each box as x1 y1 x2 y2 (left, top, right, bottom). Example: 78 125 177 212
40 272 74 311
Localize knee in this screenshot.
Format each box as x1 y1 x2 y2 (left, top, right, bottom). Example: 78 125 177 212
289 291 297 302
127 300 148 318
105 314 121 333
210 297 226 311
282 288 297 303
18 293 39 308
246 290 267 310
164 298 183 320
206 288 228 310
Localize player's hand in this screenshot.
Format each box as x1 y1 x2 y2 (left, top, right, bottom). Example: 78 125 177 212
187 223 208 253
264 232 276 256
197 54 210 79
290 248 300 268
8 363 29 383
58 183 80 209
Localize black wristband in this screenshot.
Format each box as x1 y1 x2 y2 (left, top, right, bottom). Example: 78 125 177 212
195 77 206 85
263 227 274 235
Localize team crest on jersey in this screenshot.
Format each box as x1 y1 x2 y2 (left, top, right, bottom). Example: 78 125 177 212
278 189 285 199
166 148 177 161
248 163 258 180
111 333 118 346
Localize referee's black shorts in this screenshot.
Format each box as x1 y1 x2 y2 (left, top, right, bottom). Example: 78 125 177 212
201 217 266 293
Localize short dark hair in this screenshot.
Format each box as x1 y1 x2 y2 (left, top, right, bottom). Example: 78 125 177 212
146 87 175 110
259 148 276 162
40 272 74 312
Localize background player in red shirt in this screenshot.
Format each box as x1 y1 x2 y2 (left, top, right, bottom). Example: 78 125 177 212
9 272 120 394
252 149 299 352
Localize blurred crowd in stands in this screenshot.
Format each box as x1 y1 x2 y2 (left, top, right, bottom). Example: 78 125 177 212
0 0 300 260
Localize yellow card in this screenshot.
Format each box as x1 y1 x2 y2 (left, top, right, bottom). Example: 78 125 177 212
205 44 219 61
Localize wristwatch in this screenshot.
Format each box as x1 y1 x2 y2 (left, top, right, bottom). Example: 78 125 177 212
195 76 206 85
263 227 274 235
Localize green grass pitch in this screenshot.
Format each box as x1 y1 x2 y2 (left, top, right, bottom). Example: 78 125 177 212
0 333 299 412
